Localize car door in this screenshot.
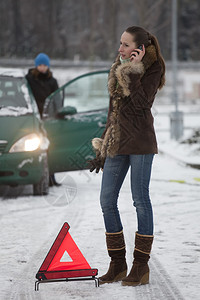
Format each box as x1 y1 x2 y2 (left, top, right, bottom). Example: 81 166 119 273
43 70 109 173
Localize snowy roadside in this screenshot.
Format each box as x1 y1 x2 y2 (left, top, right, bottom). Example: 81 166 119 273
158 133 200 169
154 102 200 169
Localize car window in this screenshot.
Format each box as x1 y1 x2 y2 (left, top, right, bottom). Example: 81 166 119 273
63 71 109 112
43 90 64 118
0 77 33 115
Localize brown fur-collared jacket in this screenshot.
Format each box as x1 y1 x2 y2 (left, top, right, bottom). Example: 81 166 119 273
92 45 164 158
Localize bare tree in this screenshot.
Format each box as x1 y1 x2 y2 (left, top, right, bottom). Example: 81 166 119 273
0 0 199 61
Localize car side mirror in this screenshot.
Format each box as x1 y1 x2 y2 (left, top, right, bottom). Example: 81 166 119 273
57 106 77 117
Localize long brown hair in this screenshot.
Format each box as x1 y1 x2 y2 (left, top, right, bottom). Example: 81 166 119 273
126 26 165 89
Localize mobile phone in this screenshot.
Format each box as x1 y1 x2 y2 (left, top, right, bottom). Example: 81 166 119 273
131 45 143 57
137 45 143 51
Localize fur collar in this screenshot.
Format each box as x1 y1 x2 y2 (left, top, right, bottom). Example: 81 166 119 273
108 45 158 97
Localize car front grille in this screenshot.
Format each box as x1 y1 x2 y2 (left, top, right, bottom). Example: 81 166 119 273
0 141 8 153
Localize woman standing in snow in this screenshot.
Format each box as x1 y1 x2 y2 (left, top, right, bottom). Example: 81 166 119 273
89 26 165 286
26 53 61 187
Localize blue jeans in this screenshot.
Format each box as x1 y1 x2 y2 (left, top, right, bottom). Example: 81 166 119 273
100 154 154 235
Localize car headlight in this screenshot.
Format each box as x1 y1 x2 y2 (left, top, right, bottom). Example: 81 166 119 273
9 133 49 153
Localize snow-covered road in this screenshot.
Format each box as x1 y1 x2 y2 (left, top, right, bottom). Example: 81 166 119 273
0 151 200 300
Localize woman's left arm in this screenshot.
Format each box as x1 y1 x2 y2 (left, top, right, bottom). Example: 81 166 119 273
128 63 162 108
115 50 162 108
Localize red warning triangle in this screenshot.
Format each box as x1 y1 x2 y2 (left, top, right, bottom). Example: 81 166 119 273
36 222 98 282
47 231 91 271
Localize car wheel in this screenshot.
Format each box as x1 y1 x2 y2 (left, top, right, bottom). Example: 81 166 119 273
33 156 49 196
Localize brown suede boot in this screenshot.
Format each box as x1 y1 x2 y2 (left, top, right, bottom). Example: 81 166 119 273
99 231 127 284
122 232 153 286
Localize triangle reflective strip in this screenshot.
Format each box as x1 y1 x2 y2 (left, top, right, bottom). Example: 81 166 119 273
47 232 91 271
60 250 73 262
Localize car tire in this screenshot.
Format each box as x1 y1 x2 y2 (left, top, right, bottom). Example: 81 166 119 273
33 155 49 196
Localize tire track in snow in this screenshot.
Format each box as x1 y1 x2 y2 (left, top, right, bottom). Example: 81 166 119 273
7 189 85 300
148 255 185 300
124 220 185 300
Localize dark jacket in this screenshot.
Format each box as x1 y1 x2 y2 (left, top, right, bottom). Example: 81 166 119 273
92 45 164 157
25 68 58 116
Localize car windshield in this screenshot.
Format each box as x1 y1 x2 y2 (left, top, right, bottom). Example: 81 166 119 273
0 76 33 116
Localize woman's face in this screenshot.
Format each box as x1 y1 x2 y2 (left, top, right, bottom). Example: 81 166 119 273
37 64 48 73
118 31 137 59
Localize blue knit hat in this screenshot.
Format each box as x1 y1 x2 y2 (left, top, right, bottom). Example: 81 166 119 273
35 53 50 67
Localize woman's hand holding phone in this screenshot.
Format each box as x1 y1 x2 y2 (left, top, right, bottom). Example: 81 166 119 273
130 44 145 63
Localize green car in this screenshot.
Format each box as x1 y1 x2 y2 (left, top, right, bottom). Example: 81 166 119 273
0 69 109 195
